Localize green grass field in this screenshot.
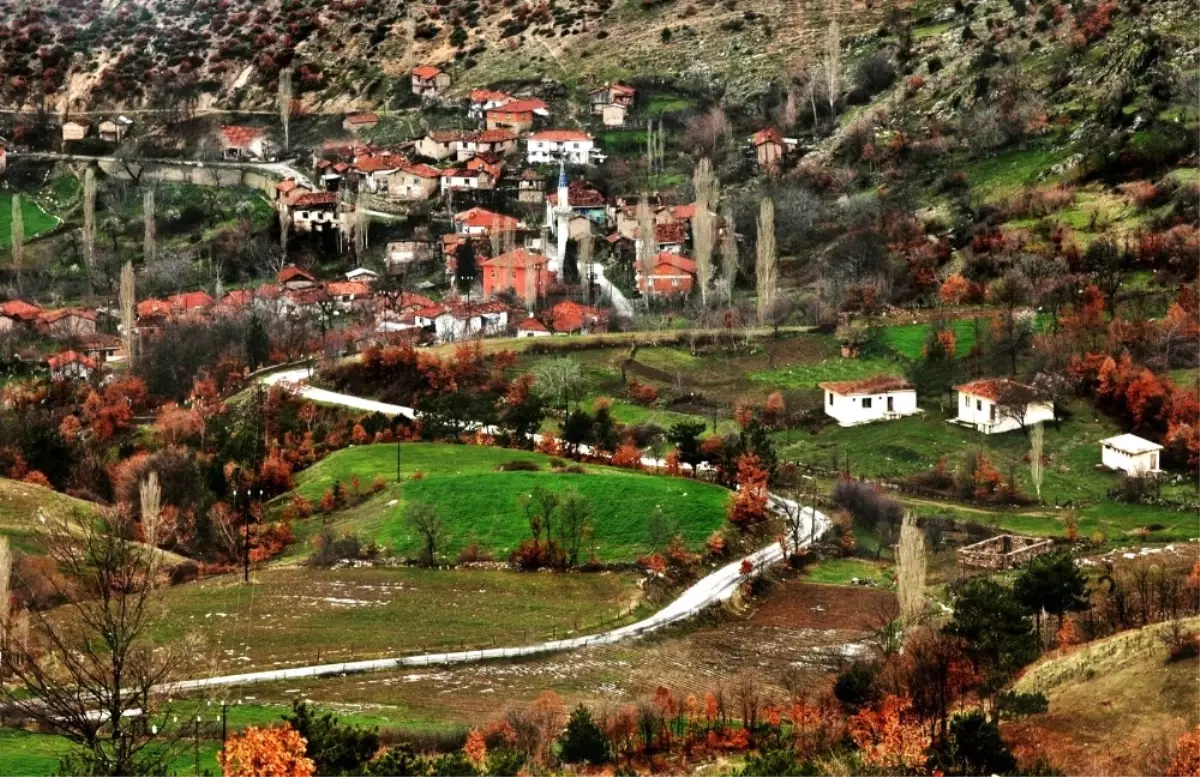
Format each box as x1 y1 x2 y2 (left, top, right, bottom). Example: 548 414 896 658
150 565 641 673
282 443 731 562
0 193 60 247
0 478 103 556
748 355 902 390
801 557 891 586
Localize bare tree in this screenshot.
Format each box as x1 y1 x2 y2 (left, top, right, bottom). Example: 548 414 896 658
556 490 592 567
1 510 192 776
684 105 730 160
755 196 777 326
0 535 10 650
1029 421 1045 502
636 194 656 303
692 158 717 306
897 512 926 628
720 203 739 304
404 502 447 566
278 200 290 255
578 220 594 305
278 68 293 152
82 166 97 273
823 0 842 116
120 261 135 367
142 187 156 264
10 193 24 285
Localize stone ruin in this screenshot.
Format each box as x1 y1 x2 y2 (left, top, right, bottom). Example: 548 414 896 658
956 534 1056 570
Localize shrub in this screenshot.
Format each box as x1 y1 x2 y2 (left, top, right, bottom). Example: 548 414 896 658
834 660 878 711
559 705 611 765
496 459 541 472
1118 179 1161 209
309 528 362 567
457 539 494 564
627 380 658 405
830 479 904 535
994 690 1049 719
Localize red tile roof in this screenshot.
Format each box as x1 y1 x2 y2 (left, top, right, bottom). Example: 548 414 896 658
353 153 407 173
426 129 470 143
548 179 606 207
412 65 443 79
654 222 688 244
518 317 550 332
0 299 42 320
137 299 173 318
219 125 265 148
474 128 518 143
651 253 697 275
751 127 785 147
278 265 316 284
39 308 96 323
167 291 214 310
275 178 302 193
490 99 548 116
47 350 96 371
820 375 914 396
289 192 338 208
221 289 256 308
454 207 521 231
399 161 441 178
548 301 607 333
344 112 379 125
529 129 592 142
671 203 697 220
325 281 371 297
955 378 1036 402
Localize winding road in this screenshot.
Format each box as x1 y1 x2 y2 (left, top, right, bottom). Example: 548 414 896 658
162 370 827 693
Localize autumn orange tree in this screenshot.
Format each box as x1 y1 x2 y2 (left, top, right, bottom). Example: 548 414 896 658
727 453 769 528
220 723 315 777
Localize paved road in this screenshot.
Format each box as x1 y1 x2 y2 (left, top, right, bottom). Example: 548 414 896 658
162 370 827 693
591 263 634 318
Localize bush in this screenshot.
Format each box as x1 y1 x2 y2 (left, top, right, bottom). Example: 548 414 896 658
310 528 363 567
926 711 1018 776
496 459 541 472
737 749 818 776
830 479 904 536
559 705 611 765
833 660 878 711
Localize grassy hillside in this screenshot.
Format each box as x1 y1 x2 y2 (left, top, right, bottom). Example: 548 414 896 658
281 443 731 561
0 478 102 556
0 193 59 248
1005 618 1200 776
149 565 642 673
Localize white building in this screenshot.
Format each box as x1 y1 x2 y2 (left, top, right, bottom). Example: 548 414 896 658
819 376 920 427
516 316 552 338
1100 434 1163 475
526 130 603 165
955 379 1055 434
415 304 509 344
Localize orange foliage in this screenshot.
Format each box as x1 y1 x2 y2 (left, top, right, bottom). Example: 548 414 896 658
156 403 205 445
463 729 488 769
939 274 970 305
727 454 769 528
220 724 314 777
1166 726 1200 777
664 450 682 476
21 470 52 488
611 443 644 469
763 392 785 428
627 380 659 405
847 695 930 771
351 423 369 445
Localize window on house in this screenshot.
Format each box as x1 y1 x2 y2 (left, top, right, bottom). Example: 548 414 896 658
990 405 996 422
827 393 833 406
862 398 873 409
976 399 982 411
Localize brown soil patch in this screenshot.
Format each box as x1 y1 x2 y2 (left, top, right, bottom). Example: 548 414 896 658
752 580 898 632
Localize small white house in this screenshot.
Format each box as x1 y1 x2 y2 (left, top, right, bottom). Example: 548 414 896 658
820 375 920 427
516 316 551 338
345 267 379 283
955 379 1054 434
526 130 603 165
1100 434 1163 475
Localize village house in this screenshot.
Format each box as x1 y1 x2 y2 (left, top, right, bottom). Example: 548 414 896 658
273 178 311 203
637 253 697 297
343 113 380 132
47 350 97 381
386 240 434 273
486 99 550 133
527 130 603 165
78 334 121 364
612 196 680 239
288 191 340 233
468 89 514 119
325 280 373 310
416 130 471 162
218 125 271 161
350 153 406 192
0 299 43 332
345 267 379 283
456 129 519 161
954 378 1055 434
279 265 317 291
518 169 546 204
440 154 503 194
749 127 798 171
820 375 920 427
453 207 524 236
1100 433 1163 475
517 315 552 338
545 179 608 228
38 308 97 338
415 301 510 343
589 83 636 127
61 120 89 142
167 291 214 315
481 249 552 305
378 160 441 201
98 116 133 143
648 222 688 255
412 65 452 97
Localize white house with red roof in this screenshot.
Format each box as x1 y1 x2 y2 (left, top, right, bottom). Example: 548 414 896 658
453 207 524 236
820 375 920 426
218 125 270 160
468 90 514 119
955 378 1054 434
47 350 97 381
412 65 451 96
526 130 603 165
288 191 340 232
516 315 552 338
0 299 43 332
278 265 317 290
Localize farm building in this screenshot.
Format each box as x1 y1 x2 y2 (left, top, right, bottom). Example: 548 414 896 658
954 378 1054 434
62 120 89 141
412 65 451 96
526 130 603 165
343 113 380 132
516 316 552 338
47 350 97 381
1100 434 1163 475
819 375 920 426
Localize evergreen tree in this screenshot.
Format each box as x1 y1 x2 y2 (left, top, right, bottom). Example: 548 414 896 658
284 701 381 776
927 711 1018 776
559 705 611 765
943 577 1038 700
456 240 478 296
245 313 271 371
1013 551 1089 645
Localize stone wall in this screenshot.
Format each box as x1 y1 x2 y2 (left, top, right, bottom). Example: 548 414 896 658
957 534 1056 570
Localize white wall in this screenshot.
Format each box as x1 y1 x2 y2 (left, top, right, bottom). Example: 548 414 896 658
956 392 1055 434
1101 445 1161 474
824 389 918 426
527 139 595 165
